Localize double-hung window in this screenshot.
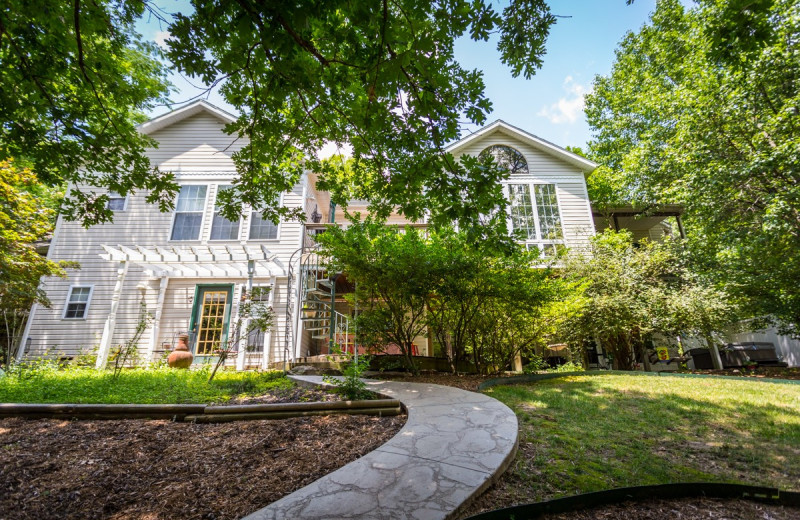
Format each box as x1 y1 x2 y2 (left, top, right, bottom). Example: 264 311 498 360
63 286 93 319
508 182 564 257
249 210 279 240
171 185 207 241
210 185 241 240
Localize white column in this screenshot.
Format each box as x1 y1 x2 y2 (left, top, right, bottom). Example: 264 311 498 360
144 276 168 364
96 261 129 369
262 276 275 370
236 260 255 371
15 303 38 361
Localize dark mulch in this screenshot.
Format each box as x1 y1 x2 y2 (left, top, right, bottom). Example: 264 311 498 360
540 496 799 519
226 386 341 405
0 413 405 519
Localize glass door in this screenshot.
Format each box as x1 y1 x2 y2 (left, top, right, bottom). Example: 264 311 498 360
191 285 233 356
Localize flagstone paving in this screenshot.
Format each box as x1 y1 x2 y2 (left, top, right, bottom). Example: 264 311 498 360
243 376 519 520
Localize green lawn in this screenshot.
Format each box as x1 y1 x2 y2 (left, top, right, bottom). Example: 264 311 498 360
0 366 293 404
485 373 800 502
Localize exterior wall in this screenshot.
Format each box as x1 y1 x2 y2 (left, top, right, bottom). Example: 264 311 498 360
726 326 800 368
22 109 306 363
452 129 595 252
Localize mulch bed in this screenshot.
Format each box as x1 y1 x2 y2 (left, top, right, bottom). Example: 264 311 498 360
540 496 799 519
0 414 404 519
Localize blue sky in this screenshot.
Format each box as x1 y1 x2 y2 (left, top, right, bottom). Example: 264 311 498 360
138 1 671 150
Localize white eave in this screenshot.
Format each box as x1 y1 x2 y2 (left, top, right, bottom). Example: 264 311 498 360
137 100 239 135
99 244 285 278
445 120 598 173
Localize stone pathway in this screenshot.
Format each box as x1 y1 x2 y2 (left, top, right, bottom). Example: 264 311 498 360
243 377 519 520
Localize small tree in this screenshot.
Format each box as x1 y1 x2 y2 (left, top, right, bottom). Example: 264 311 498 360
558 230 738 370
317 218 431 374
0 160 76 365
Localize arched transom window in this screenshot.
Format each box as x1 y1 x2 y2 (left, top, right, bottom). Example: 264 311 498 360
479 145 529 174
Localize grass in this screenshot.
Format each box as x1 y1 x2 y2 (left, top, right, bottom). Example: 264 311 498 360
484 372 800 502
0 365 293 404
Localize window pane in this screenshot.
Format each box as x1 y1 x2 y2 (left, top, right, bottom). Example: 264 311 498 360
106 192 126 211
171 213 203 240
534 184 563 240
175 185 207 212
65 287 91 319
69 287 91 302
249 212 278 240
210 213 240 240
480 145 528 174
508 184 537 240
210 185 240 240
65 303 87 319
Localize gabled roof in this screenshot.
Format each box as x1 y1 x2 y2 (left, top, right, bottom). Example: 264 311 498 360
137 100 238 135
446 120 598 173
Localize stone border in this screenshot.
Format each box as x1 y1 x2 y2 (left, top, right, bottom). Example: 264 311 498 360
0 399 402 422
243 376 520 520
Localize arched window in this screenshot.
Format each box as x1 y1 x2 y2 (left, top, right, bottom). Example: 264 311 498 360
479 145 528 174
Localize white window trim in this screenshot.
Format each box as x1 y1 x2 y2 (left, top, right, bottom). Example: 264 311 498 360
209 184 244 241
169 183 209 243
243 192 285 242
62 285 95 320
504 181 565 257
106 191 128 212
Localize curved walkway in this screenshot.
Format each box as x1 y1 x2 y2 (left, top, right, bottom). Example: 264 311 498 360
243 376 519 520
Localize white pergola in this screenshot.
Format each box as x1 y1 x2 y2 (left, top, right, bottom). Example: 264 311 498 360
95 244 285 370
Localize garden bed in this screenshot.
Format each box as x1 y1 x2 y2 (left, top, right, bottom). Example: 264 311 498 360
0 413 405 519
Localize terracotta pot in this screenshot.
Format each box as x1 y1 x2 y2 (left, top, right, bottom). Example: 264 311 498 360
168 334 194 369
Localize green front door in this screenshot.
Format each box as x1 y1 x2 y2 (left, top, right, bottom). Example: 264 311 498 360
190 285 233 356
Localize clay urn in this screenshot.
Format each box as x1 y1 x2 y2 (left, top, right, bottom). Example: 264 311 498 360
168 334 194 369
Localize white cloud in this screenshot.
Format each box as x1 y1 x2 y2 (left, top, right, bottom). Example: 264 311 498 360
154 31 171 50
537 76 590 125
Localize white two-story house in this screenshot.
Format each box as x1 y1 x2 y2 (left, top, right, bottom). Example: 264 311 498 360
17 101 598 369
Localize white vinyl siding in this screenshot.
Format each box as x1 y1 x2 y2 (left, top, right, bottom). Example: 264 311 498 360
171 185 207 241
63 286 93 319
209 185 241 240
457 129 595 253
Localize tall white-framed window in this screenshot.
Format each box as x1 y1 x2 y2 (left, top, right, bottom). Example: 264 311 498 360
507 182 564 257
210 185 242 240
63 286 94 320
106 191 127 211
170 185 207 241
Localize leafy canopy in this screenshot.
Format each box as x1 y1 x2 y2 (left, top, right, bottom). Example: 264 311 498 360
558 230 737 370
585 0 800 328
167 0 557 229
0 1 173 226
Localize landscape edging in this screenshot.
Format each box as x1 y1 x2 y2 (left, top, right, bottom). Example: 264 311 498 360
461 482 800 520
0 398 403 421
